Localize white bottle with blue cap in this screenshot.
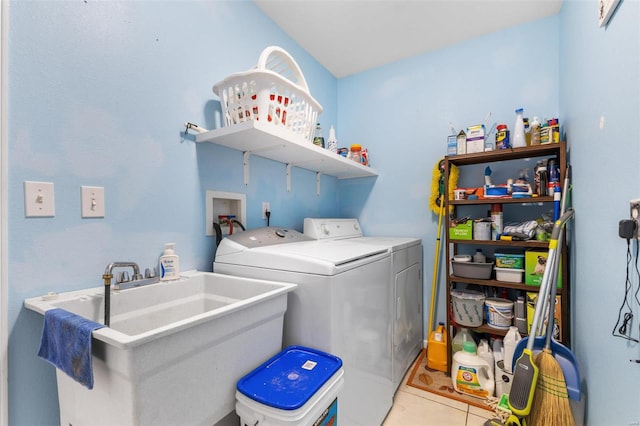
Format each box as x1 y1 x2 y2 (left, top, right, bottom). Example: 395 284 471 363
512 108 527 148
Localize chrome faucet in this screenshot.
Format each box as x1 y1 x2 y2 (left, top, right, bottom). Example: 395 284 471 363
102 262 159 326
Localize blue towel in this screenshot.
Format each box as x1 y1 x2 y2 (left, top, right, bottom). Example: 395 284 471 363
37 308 105 389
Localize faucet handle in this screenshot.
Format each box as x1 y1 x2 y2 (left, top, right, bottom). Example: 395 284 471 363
117 271 130 283
145 267 157 278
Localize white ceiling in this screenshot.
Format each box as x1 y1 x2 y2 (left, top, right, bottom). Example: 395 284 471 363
254 0 563 78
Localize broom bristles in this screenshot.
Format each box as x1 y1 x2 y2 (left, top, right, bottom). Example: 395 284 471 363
526 349 575 426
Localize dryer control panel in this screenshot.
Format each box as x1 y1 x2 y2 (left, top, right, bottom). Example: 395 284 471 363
222 227 310 249
303 218 363 240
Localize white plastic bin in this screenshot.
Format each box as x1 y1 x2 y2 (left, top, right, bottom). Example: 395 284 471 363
236 346 344 426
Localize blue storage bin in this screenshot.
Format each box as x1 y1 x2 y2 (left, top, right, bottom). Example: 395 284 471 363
236 345 344 426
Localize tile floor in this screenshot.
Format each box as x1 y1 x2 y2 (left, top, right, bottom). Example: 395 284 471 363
382 355 495 426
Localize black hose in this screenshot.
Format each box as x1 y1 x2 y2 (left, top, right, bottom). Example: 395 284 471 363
104 284 110 327
213 222 222 247
232 219 246 231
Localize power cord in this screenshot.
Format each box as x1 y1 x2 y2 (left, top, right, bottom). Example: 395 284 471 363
612 236 640 342
265 210 271 227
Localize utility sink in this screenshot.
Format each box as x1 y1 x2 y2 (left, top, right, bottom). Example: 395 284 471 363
24 271 297 425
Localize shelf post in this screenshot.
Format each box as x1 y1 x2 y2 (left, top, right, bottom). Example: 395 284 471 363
316 172 322 196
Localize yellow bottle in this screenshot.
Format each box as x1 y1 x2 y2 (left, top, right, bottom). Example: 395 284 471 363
426 322 448 372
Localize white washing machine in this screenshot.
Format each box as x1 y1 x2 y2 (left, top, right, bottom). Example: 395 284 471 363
214 227 394 426
303 218 423 392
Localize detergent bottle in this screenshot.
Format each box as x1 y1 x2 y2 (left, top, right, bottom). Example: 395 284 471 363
477 339 494 377
503 326 522 374
451 327 475 355
451 341 495 399
426 322 448 373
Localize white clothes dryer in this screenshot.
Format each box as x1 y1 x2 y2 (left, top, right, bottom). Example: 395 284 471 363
303 218 423 392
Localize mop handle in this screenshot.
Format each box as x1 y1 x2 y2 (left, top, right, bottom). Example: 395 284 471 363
527 209 574 350
537 164 571 330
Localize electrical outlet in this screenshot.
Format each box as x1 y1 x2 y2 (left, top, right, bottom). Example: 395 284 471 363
262 202 270 219
631 199 640 239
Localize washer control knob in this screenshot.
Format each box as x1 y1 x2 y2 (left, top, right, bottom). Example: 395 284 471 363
275 229 286 238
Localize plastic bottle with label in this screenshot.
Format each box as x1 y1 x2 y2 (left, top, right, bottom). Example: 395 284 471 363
452 327 475 355
451 341 495 398
313 123 325 148
512 108 526 148
327 125 338 153
473 249 486 263
159 243 180 281
348 144 362 164
491 204 503 240
503 326 522 374
426 322 448 373
477 339 494 377
547 159 560 196
530 116 541 145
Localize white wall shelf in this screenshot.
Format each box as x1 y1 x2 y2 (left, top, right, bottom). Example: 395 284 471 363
195 120 378 191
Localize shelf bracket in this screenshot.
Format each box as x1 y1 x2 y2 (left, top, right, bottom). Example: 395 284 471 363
243 151 251 186
286 163 292 192
316 172 322 196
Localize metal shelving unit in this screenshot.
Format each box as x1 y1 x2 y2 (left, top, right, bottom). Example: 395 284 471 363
443 142 569 371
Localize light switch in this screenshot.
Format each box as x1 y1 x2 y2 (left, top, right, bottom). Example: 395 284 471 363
81 186 105 218
24 181 55 217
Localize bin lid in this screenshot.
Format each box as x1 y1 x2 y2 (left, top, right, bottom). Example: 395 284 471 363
237 345 343 410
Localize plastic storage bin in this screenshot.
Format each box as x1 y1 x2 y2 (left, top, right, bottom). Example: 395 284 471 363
213 46 323 144
236 345 344 426
451 290 485 327
495 267 524 283
451 260 493 279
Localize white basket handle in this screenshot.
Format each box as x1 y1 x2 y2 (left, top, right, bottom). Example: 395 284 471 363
256 46 310 93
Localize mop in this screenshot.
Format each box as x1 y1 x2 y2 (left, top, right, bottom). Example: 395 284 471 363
425 159 458 369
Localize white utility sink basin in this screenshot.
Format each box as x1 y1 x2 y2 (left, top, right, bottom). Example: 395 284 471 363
25 270 297 425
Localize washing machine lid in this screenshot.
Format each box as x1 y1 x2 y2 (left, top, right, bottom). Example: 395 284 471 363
215 231 389 275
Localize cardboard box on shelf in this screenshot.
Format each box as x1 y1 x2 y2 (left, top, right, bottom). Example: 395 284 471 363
447 134 457 155
525 250 562 288
449 220 472 240
466 124 485 154
526 292 562 342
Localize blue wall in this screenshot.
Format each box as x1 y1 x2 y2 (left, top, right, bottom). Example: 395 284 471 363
559 1 640 425
7 2 338 424
337 15 560 339
7 1 640 425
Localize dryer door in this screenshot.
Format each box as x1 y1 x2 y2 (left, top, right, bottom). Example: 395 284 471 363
393 262 423 390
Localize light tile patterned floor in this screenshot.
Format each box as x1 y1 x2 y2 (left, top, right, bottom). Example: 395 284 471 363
383 356 495 426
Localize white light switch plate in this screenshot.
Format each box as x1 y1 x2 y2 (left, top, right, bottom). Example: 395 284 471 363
24 181 55 217
81 186 105 218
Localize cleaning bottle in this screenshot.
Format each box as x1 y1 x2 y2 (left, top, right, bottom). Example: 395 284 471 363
530 116 541 145
503 326 522 374
159 243 180 281
512 108 526 148
452 327 475 355
426 322 448 373
477 338 495 378
451 341 495 399
327 125 338 153
473 249 486 263
313 123 325 148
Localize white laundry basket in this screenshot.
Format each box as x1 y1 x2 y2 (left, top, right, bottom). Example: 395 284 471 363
213 46 323 143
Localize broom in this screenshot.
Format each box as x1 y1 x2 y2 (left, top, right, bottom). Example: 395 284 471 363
527 167 575 426
526 272 574 426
